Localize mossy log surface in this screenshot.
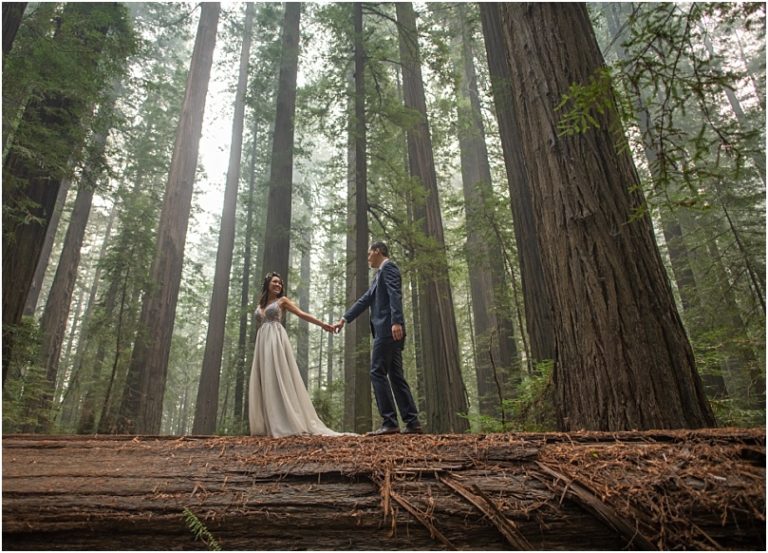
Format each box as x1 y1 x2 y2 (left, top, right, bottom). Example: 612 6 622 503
2 428 765 550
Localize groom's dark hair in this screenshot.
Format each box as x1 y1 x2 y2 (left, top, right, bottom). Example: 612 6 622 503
370 241 389 257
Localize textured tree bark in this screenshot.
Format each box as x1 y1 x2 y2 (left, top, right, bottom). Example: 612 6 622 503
343 2 372 434
451 3 520 417
193 3 254 435
2 429 763 551
479 3 556 366
498 3 715 430
603 3 757 406
396 2 469 434
116 3 219 434
260 2 301 289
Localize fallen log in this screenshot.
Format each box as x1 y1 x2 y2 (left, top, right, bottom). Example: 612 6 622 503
2 428 764 550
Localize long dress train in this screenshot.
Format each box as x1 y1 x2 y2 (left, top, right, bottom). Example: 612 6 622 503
248 301 343 437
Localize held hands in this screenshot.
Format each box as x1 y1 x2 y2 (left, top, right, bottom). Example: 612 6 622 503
331 318 345 334
320 319 345 334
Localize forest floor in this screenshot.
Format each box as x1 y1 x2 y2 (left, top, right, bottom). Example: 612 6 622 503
2 427 765 550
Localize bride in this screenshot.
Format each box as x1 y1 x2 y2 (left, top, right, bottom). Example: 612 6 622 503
249 272 345 437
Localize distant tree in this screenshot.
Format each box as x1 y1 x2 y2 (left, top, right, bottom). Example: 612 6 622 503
116 3 220 434
396 2 469 433
260 2 301 287
449 3 520 418
344 1 373 433
498 3 714 430
193 2 254 436
34 95 116 432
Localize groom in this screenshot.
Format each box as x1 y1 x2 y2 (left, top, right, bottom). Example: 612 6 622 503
334 241 423 435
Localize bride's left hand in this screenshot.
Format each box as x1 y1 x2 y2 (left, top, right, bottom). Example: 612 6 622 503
321 322 333 333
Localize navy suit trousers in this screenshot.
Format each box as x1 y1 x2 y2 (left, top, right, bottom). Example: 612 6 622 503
371 336 419 429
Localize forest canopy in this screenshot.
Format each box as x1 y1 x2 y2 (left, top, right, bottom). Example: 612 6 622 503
2 2 764 436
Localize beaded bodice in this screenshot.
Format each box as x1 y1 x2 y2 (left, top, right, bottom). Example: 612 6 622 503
257 301 282 324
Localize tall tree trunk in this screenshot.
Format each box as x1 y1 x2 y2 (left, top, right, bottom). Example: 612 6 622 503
193 2 253 435
34 120 110 432
451 3 520 417
56 284 86 402
602 3 731 402
478 3 555 366
325 242 335 388
60 202 116 432
498 3 714 430
2 2 26 57
260 2 301 288
116 3 219 434
23 177 72 317
344 2 372 434
297 224 311 386
396 2 469 433
234 124 259 431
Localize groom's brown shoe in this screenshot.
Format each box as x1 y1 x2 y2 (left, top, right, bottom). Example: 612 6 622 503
401 424 423 435
367 426 400 436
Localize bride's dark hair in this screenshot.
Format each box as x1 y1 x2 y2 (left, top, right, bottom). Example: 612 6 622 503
259 272 285 308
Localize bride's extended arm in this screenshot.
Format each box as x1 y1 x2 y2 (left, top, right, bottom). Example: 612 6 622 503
279 297 333 332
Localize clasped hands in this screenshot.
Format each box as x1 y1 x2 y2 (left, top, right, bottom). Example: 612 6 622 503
321 319 404 341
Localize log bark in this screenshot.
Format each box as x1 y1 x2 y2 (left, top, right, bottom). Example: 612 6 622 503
3 429 763 551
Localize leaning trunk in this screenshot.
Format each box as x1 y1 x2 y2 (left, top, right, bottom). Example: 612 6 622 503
451 3 520 417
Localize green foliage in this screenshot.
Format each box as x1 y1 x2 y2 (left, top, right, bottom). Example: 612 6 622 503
182 507 221 551
312 380 345 431
710 398 766 428
464 361 557 433
3 2 137 217
2 317 45 433
555 67 625 137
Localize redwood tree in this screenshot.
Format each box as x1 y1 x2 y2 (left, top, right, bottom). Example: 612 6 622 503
116 3 219 434
450 3 520 417
396 2 468 433
260 2 301 287
343 1 372 434
479 2 555 366
193 2 254 436
497 3 714 430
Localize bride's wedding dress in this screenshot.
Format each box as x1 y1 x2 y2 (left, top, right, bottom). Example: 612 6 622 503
248 301 344 437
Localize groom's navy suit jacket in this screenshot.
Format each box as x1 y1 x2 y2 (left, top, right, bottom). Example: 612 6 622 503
343 260 405 341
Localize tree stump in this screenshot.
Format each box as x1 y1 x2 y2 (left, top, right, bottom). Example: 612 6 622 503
2 428 764 550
